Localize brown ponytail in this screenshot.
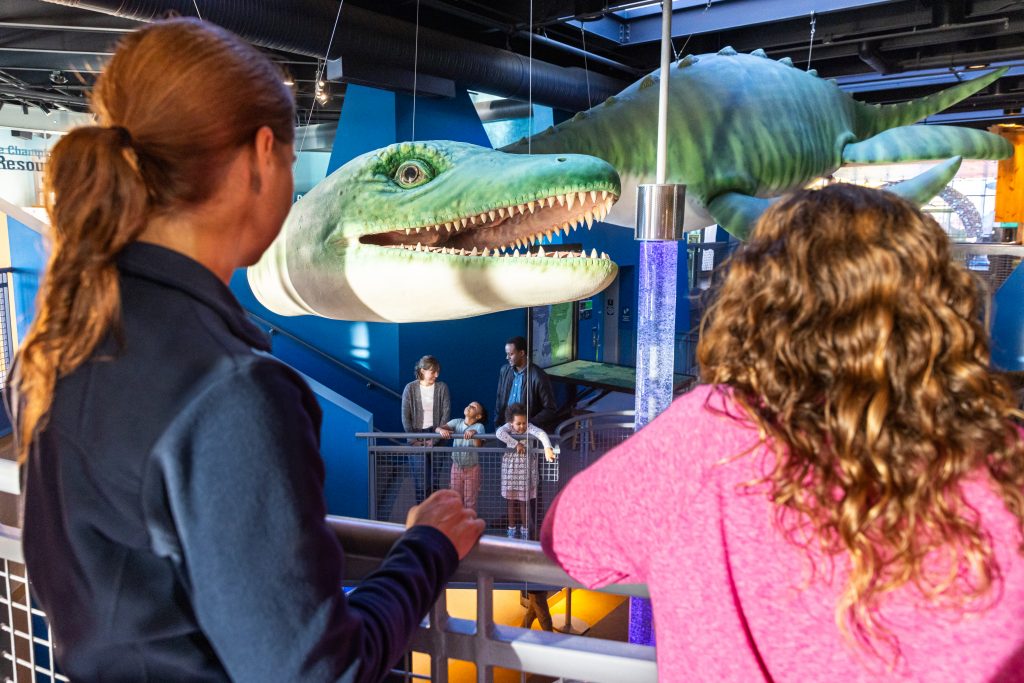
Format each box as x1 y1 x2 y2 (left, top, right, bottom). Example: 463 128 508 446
13 18 294 462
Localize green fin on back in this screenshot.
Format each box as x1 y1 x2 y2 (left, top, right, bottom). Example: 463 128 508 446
843 125 1013 164
854 68 1007 139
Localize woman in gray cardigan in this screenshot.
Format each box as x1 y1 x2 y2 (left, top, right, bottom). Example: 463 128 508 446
379 356 451 520
401 355 451 437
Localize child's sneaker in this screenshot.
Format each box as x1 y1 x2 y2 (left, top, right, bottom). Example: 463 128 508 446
506 527 517 538
519 527 530 540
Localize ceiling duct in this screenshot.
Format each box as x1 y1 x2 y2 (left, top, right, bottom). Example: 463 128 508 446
40 0 628 112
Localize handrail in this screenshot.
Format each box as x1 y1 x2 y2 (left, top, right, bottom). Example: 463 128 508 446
246 312 402 400
327 516 646 598
327 516 656 682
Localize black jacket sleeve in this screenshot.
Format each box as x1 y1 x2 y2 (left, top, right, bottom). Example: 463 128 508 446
530 366 559 433
145 358 458 682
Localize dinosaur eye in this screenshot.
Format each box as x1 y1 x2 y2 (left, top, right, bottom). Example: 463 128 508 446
394 160 433 188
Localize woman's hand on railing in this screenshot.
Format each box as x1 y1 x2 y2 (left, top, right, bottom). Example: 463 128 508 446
436 426 453 439
407 490 486 559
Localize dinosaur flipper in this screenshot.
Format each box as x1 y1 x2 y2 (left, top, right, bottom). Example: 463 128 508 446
843 126 1012 164
706 192 776 240
709 158 962 239
853 67 1007 139
883 156 962 206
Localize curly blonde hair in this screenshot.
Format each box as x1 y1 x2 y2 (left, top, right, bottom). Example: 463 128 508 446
697 183 1024 659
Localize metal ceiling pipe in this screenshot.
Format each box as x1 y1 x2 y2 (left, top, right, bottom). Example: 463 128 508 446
41 0 628 112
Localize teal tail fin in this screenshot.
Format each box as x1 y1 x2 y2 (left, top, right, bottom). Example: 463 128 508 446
883 156 962 206
843 125 1013 164
708 158 963 240
853 68 1007 139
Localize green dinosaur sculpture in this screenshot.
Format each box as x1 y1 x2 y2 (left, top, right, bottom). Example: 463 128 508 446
503 47 1012 237
248 141 621 322
250 49 1013 322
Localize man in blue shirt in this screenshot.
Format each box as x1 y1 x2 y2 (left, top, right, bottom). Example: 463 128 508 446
495 336 558 433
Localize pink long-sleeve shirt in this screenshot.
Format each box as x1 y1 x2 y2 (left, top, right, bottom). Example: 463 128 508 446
541 384 1024 682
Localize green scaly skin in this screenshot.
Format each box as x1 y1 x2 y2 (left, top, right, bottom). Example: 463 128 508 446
503 48 1013 237
249 141 621 322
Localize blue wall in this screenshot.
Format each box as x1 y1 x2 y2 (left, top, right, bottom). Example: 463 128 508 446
991 263 1024 371
300 371 373 518
6 213 46 342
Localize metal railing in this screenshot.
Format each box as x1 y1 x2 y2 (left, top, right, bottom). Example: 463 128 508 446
0 519 655 683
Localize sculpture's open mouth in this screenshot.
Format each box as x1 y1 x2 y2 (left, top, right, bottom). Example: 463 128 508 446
359 189 617 259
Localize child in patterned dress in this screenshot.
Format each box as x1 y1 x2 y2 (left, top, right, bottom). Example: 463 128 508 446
496 403 556 539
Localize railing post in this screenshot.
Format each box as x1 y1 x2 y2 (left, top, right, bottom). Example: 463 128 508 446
476 573 494 683
429 589 450 683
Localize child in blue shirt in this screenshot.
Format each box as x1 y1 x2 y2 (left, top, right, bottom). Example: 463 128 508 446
437 401 487 511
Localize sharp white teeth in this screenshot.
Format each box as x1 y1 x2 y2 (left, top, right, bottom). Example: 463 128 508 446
460 218 468 228
538 245 546 257
545 229 554 241
405 228 411 235
585 210 594 229
601 190 608 201
602 252 609 260
546 196 555 208
488 210 497 221
528 201 536 213
498 207 507 218
416 243 423 251
590 248 599 258
578 191 587 206
479 212 489 223
415 227 422 234
470 247 478 256
590 190 597 203
460 248 467 255
605 198 614 211
512 250 520 258
566 193 575 210
517 204 525 215
445 223 452 232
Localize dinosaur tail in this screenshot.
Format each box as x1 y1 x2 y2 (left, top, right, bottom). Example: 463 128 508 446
853 67 1007 140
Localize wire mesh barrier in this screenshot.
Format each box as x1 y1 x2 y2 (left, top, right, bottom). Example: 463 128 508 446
0 270 14 390
362 416 640 539
0 528 67 683
365 434 563 540
949 243 1024 308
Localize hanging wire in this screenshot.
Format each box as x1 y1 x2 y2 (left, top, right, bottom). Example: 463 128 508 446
806 11 817 71
411 0 421 141
299 0 345 154
527 0 534 155
675 0 713 62
191 0 202 19
578 20 592 109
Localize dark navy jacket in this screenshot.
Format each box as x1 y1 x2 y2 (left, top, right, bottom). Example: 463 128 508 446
18 243 457 682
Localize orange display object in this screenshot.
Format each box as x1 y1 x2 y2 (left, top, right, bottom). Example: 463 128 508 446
991 124 1024 237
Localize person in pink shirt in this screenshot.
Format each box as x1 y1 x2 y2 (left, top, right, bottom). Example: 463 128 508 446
542 184 1024 682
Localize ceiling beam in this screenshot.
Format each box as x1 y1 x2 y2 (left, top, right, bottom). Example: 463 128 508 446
622 0 898 44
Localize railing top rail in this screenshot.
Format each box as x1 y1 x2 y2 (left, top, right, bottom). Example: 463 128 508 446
355 431 557 440
246 312 403 401
950 243 1024 256
327 515 648 599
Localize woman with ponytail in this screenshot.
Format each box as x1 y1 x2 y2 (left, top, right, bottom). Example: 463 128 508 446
542 184 1024 681
12 18 482 682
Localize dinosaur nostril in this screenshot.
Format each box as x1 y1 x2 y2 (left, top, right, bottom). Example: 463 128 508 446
556 157 567 162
